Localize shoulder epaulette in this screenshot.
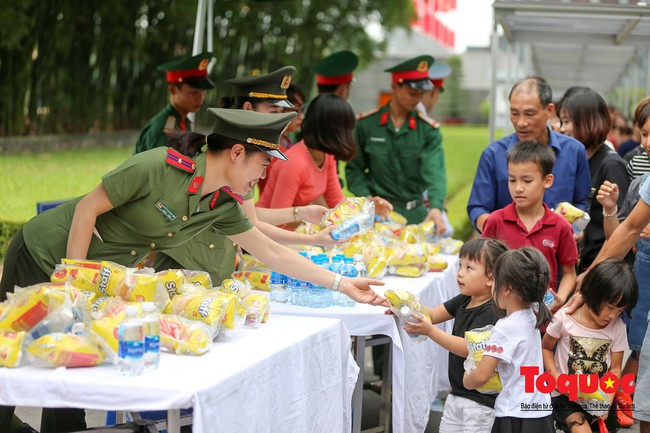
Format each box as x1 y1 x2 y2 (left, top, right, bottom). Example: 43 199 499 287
417 112 440 129
357 107 381 120
166 148 196 173
163 115 176 131
220 186 244 204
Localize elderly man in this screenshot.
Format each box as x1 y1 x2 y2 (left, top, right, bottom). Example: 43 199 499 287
467 76 591 232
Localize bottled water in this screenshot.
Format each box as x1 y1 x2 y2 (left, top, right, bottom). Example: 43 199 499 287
270 271 289 303
141 302 160 370
309 257 332 308
337 257 357 307
353 254 367 278
118 305 144 376
291 280 310 307
400 306 427 342
330 213 374 240
543 290 555 307
329 255 343 274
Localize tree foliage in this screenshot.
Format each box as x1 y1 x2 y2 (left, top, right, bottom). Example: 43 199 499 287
0 0 414 136
435 55 468 120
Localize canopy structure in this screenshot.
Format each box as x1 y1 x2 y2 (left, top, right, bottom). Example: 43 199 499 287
490 0 650 141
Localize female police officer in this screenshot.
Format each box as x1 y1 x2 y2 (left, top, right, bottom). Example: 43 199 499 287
0 108 385 433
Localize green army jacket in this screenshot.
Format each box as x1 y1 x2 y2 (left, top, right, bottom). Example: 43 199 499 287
345 102 447 211
134 103 190 154
23 147 252 275
158 189 255 284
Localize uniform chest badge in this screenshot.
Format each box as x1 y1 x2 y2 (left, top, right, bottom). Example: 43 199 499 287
156 199 177 221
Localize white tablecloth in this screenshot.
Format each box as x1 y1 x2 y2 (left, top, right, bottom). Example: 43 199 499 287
271 254 460 433
0 315 359 433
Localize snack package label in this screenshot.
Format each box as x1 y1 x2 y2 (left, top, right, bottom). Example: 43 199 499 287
12 301 48 332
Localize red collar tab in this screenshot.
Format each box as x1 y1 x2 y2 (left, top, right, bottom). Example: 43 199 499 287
166 68 208 84
187 176 203 194
166 148 196 173
380 112 389 126
391 70 430 83
221 186 244 204
408 116 417 130
209 190 220 210
316 73 353 85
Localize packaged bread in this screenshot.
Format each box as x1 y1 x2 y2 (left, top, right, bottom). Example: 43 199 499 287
159 314 213 356
385 289 431 343
0 331 26 368
27 333 105 368
181 269 212 289
426 255 448 272
555 202 591 235
242 293 270 323
464 325 503 394
232 270 271 291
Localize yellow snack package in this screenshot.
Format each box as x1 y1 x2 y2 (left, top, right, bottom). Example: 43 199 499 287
182 270 212 289
0 331 26 368
89 316 121 362
123 272 164 303
367 257 389 279
51 264 99 292
243 293 270 323
0 284 68 332
439 238 464 255
210 293 238 329
27 333 105 368
427 255 448 272
419 220 436 239
219 279 252 317
397 225 422 244
159 314 212 356
94 261 128 297
167 293 229 333
554 202 591 235
156 269 185 299
322 197 368 227
387 243 428 266
232 271 271 291
389 265 427 278
464 325 503 394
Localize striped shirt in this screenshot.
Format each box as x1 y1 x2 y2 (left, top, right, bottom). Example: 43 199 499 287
627 152 650 181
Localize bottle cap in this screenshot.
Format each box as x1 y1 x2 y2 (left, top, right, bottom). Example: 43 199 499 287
353 254 364 261
400 305 412 316
344 257 354 264
125 305 139 316
142 302 155 312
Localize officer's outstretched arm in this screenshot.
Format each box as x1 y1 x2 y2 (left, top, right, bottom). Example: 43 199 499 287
67 184 115 260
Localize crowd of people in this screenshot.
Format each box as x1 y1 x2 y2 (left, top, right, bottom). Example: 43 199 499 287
4 46 650 433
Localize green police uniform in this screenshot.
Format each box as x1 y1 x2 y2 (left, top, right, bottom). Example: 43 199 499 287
134 103 191 154
345 55 446 224
154 67 297 284
134 53 215 154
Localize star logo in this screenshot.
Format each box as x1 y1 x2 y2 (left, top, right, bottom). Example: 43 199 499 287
198 58 209 71
417 60 428 72
603 377 616 390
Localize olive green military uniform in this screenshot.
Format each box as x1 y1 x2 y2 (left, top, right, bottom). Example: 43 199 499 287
22 148 252 276
134 103 191 154
346 103 446 223
154 188 255 284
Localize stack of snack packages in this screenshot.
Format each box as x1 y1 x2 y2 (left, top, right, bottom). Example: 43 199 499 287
0 259 271 369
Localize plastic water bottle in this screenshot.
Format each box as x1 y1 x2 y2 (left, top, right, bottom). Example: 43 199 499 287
118 305 144 376
337 257 357 307
401 306 426 342
141 302 160 370
329 255 343 274
353 254 367 278
291 280 310 306
330 213 374 240
309 257 332 308
270 271 289 303
543 290 555 308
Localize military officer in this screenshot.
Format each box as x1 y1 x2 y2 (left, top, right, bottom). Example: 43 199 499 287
311 50 359 101
0 109 386 433
154 66 341 285
134 53 214 154
346 55 447 231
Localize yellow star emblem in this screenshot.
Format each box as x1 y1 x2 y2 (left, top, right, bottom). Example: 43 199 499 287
603 377 616 390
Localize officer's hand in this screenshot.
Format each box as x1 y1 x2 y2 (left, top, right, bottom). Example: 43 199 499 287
311 225 347 246
297 205 329 224
424 208 446 235
339 278 388 307
370 196 393 219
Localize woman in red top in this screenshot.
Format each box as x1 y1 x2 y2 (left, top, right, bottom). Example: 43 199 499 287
257 93 356 209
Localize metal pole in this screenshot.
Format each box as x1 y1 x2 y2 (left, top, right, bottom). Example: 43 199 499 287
192 0 207 55
489 14 499 143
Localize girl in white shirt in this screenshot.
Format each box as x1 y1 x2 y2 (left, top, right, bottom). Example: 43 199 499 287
464 247 555 433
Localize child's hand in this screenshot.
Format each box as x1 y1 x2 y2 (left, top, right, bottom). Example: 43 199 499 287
596 181 619 211
402 313 433 335
547 289 565 314
384 309 394 315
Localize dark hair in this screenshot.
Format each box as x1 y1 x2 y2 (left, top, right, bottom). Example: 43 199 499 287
459 238 509 278
317 83 342 95
493 247 552 329
301 93 356 161
635 96 650 128
582 258 638 318
507 140 556 177
287 83 306 106
509 76 553 107
165 131 206 157
558 88 611 149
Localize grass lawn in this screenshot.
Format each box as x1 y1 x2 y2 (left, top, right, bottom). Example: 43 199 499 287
0 124 496 236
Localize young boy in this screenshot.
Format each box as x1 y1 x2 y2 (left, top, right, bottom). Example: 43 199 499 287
482 140 578 313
